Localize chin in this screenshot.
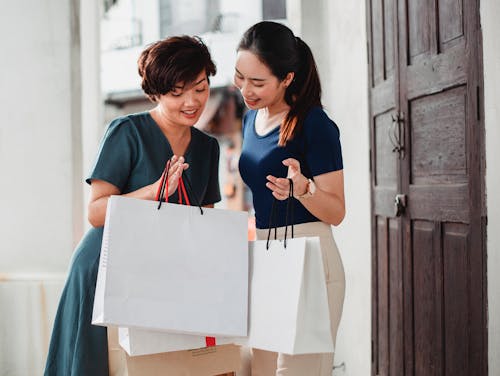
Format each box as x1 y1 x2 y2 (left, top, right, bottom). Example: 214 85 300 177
179 115 201 126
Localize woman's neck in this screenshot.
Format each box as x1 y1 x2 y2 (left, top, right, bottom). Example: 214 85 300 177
258 106 288 127
150 107 191 155
262 101 290 118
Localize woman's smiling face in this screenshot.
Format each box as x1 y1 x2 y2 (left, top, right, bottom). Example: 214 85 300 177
156 70 210 127
234 50 290 111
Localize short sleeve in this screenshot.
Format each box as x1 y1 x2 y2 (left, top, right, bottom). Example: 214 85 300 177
303 108 343 176
86 117 138 191
202 137 221 205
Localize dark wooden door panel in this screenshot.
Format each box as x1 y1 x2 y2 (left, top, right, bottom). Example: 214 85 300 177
400 0 485 373
400 1 482 375
388 218 403 376
410 221 474 376
412 220 444 376
369 0 486 374
407 85 470 222
406 46 467 100
373 111 399 217
374 217 403 376
408 184 469 222
368 0 399 373
370 0 396 85
443 223 471 375
371 79 396 116
409 86 468 185
375 217 389 376
438 0 464 50
375 112 399 188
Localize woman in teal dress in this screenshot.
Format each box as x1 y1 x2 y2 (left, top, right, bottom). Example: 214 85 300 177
44 36 220 376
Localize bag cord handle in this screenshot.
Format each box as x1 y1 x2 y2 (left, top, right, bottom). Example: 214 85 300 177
155 160 171 209
155 159 203 215
181 172 204 215
266 178 295 250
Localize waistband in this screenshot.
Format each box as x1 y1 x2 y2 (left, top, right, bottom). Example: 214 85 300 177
255 221 333 240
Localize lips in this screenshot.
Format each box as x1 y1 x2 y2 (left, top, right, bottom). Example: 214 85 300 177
181 109 199 119
244 98 260 107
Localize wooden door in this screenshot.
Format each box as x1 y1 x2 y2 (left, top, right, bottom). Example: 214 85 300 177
367 0 403 374
367 0 486 375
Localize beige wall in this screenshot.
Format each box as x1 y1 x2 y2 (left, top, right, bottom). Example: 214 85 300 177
481 1 500 374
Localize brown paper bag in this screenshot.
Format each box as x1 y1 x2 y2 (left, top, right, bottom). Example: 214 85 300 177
108 327 242 376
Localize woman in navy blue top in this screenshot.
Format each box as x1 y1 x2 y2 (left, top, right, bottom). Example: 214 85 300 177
235 21 346 375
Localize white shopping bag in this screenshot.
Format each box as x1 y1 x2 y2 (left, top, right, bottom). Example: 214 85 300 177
118 327 236 356
236 237 333 354
92 195 248 337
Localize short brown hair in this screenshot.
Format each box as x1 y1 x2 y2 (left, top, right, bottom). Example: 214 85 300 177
138 36 216 102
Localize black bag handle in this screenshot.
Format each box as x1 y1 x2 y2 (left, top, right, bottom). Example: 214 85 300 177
266 178 295 250
181 172 204 215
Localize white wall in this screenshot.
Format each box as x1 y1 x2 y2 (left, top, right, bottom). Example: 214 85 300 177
0 1 101 374
0 0 82 274
300 1 371 375
220 0 262 35
481 1 500 374
81 1 103 231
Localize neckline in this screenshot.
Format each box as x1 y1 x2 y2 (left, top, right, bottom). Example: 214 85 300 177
146 111 193 157
251 110 281 139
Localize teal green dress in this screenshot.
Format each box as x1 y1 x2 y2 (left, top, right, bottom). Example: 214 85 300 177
44 112 221 376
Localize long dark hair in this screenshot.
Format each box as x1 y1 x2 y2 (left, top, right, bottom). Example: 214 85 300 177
238 21 322 146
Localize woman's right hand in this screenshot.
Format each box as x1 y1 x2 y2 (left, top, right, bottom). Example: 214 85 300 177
151 155 190 200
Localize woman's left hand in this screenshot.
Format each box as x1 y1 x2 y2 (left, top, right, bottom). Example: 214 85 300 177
266 158 308 200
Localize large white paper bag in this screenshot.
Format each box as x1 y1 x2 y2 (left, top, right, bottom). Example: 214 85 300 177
118 327 236 356
236 237 333 354
92 195 248 337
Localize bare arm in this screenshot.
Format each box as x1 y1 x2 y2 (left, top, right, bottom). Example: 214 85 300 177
265 158 345 226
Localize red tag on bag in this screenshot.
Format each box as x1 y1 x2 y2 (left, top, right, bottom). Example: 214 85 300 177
205 336 216 347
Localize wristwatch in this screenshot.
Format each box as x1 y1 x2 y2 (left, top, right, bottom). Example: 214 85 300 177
295 178 316 199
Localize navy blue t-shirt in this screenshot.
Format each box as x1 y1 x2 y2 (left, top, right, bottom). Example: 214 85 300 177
239 107 343 229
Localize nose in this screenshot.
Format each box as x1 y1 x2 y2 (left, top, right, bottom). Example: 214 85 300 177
183 90 199 106
240 81 253 99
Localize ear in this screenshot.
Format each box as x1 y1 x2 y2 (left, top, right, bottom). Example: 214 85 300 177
283 72 295 88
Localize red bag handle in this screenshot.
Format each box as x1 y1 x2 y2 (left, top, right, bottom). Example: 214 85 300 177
178 177 189 205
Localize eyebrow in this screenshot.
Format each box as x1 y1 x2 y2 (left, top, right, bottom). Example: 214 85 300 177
174 77 207 89
235 68 266 82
